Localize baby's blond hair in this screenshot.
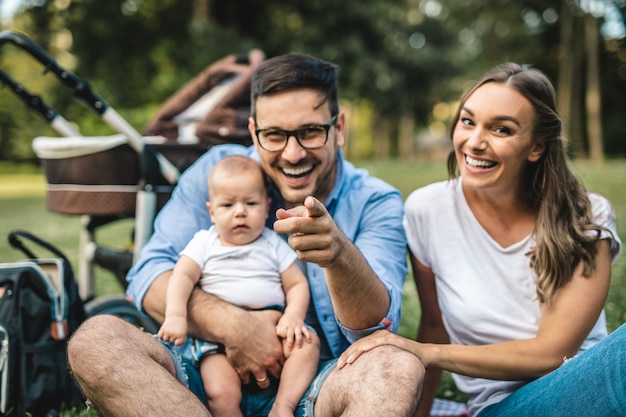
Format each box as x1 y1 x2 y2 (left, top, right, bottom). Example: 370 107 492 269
208 155 267 199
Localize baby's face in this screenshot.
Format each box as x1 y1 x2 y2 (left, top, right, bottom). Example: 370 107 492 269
207 170 269 247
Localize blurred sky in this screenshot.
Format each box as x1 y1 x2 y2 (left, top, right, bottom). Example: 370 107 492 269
1 0 23 24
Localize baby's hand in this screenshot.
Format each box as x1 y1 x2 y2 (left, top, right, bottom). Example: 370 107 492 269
157 316 187 346
276 314 312 351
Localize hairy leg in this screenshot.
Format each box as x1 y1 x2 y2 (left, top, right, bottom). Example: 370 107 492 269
67 314 211 417
315 345 424 417
201 354 243 417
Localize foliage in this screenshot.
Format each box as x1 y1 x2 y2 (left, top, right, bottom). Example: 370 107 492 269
0 0 625 161
600 46 626 157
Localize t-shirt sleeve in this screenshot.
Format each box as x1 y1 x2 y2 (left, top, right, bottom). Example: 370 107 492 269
179 229 212 268
265 229 298 273
589 192 622 262
403 186 432 268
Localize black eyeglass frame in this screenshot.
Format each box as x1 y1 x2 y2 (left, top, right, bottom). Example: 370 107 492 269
254 114 338 152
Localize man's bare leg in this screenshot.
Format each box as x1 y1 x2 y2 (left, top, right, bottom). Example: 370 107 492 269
67 314 211 417
315 345 424 417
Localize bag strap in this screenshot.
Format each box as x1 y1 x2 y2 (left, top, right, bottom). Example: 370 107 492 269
8 230 70 264
8 230 80 340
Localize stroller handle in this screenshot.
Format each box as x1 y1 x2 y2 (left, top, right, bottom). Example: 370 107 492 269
0 69 81 137
0 30 180 184
0 30 109 115
0 69 56 122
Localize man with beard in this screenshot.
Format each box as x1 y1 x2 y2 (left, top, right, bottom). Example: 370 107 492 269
67 53 424 417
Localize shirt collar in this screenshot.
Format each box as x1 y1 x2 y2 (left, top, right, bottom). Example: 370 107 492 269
324 149 345 214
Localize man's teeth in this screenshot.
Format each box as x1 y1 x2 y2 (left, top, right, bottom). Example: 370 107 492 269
283 166 312 176
466 155 496 168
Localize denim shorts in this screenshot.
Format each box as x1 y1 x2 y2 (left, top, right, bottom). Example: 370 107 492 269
162 339 336 417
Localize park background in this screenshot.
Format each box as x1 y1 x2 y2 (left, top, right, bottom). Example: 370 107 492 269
0 0 625 414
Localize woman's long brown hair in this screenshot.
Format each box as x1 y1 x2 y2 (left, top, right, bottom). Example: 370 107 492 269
447 63 607 304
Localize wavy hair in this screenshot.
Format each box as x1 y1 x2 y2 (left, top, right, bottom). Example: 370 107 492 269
446 63 606 304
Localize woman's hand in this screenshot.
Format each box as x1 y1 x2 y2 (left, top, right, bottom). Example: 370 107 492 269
337 330 416 369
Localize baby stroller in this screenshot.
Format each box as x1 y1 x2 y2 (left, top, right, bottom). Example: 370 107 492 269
0 30 264 332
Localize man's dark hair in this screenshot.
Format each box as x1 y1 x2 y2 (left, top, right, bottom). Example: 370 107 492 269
250 53 339 119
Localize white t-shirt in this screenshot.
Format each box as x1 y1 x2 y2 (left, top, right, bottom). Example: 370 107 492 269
404 179 621 417
181 226 297 309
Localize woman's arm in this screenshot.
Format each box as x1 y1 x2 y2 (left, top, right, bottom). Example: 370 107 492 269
339 240 612 382
423 239 612 380
412 254 450 417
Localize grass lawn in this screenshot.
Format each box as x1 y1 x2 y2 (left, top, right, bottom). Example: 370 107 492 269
1 157 625 414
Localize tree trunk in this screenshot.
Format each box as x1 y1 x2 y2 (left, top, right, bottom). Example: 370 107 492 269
192 0 210 26
557 0 574 145
557 0 574 141
584 13 604 161
558 1 587 158
570 17 586 158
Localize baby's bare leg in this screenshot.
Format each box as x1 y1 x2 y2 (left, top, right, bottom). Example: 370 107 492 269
269 334 320 417
201 353 243 417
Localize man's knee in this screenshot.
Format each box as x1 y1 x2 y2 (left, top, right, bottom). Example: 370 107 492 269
332 344 422 387
68 315 137 377
374 344 425 400
68 315 121 355
318 345 424 416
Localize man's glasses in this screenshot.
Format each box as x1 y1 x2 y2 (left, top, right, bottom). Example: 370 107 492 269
254 115 338 152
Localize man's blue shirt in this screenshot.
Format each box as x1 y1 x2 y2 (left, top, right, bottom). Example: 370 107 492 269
126 144 407 359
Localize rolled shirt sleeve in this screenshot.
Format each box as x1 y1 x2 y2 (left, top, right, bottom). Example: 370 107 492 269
309 155 407 356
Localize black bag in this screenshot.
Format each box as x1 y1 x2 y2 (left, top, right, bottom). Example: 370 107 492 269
0 230 86 417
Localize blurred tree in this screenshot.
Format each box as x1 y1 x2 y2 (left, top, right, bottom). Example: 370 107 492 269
556 0 626 160
584 10 604 161
0 0 624 161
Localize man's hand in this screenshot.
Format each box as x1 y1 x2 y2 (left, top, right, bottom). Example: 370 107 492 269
275 196 392 330
147 275 285 389
274 196 345 267
223 309 284 389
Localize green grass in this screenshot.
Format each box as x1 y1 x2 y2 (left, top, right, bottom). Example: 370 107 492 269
0 197 132 297
1 158 625 413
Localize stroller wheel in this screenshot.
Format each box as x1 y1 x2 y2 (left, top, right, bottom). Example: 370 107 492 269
84 294 160 334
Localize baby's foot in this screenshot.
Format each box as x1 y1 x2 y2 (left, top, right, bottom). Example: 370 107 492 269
268 403 295 417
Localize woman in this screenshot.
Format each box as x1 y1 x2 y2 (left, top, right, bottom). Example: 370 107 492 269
337 63 623 417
